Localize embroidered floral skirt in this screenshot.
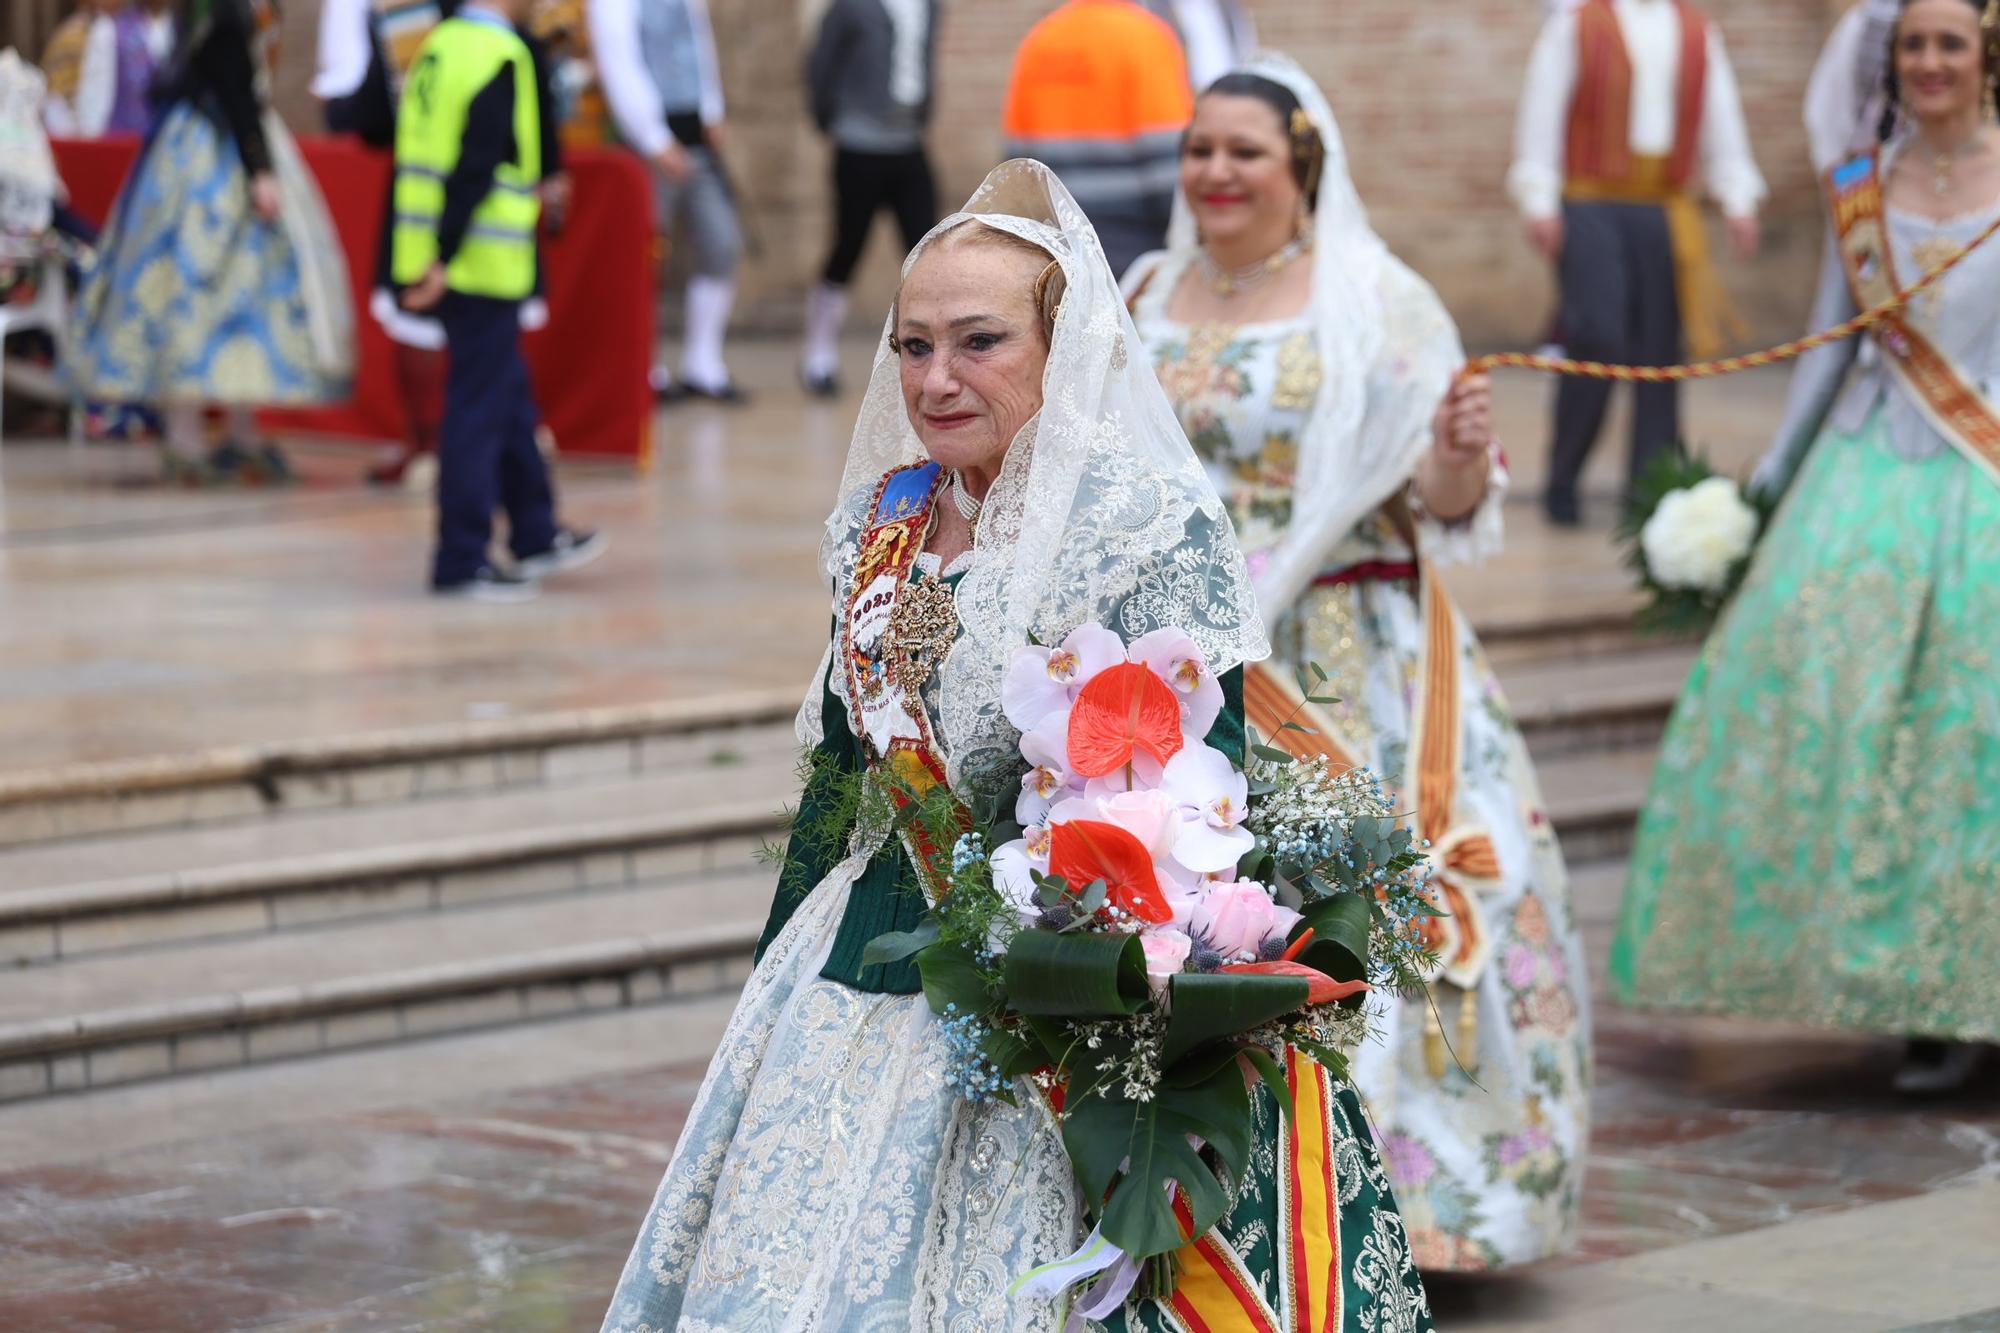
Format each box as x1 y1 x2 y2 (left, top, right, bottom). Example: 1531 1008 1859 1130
1273 574 1593 1273
69 100 352 405
600 849 1434 1332
1612 407 2000 1042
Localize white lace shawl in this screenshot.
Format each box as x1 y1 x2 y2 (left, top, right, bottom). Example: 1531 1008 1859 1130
1123 53 1476 627
797 160 1269 801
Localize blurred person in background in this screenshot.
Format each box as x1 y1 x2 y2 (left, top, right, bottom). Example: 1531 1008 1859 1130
71 0 176 137
1127 53 1590 1274
1002 0 1192 280
67 0 354 485
38 0 109 135
798 0 938 399
394 0 603 600
1613 0 2000 1097
1142 0 1256 91
591 0 747 403
1510 0 1765 526
316 0 570 487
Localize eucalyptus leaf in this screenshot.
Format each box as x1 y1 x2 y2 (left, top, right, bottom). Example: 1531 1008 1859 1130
918 944 992 1019
860 920 941 968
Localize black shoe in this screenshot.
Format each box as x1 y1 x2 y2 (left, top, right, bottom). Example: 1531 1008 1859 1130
802 370 840 400
433 565 540 603
515 527 609 579
1893 1039 1985 1095
682 379 750 406
1543 491 1581 527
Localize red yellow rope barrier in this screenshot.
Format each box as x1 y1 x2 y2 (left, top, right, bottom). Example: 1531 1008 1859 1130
1463 210 2000 383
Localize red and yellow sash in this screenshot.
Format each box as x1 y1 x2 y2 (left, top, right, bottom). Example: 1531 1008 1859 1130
1827 151 2000 491
840 462 967 902
1157 1047 1344 1333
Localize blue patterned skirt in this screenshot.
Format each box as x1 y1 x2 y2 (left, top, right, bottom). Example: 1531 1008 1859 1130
69 99 353 405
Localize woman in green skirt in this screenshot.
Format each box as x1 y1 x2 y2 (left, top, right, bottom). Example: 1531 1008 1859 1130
1613 0 2000 1094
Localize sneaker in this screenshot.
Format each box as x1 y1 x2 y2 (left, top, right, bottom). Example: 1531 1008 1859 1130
802 370 840 400
367 447 428 487
434 565 540 603
1892 1039 1985 1095
515 527 608 579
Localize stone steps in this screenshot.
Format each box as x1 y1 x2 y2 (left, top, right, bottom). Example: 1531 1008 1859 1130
0 871 774 1103
0 740 1649 1104
0 609 1676 1105
0 691 801 850
0 736 1652 969
0 629 1690 855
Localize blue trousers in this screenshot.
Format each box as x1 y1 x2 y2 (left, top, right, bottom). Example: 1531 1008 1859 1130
433 292 557 586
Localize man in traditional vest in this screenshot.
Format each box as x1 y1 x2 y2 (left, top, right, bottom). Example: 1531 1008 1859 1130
395 0 604 600
590 0 745 402
1510 0 1766 526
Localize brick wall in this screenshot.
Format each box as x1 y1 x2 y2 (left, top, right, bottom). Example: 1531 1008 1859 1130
267 0 1851 346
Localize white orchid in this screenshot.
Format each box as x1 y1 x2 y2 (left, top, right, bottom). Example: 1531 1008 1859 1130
1127 627 1223 738
1001 623 1126 732
1159 743 1255 874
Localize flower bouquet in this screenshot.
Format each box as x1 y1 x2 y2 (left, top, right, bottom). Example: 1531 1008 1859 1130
1617 452 1772 635
861 625 1435 1317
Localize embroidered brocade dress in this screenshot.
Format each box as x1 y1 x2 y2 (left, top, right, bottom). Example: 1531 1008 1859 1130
1133 300 1593 1273
1611 200 2000 1041
602 542 1435 1332
68 0 352 406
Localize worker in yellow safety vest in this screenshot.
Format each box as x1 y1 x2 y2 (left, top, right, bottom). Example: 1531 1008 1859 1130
394 0 605 601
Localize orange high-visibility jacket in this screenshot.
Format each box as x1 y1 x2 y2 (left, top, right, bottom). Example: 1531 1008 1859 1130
1002 0 1191 277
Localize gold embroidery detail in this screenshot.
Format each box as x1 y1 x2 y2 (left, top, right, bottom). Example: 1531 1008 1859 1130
882 576 958 696
1271 328 1323 412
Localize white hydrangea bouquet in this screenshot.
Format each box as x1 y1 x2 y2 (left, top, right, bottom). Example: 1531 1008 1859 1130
1617 453 1773 634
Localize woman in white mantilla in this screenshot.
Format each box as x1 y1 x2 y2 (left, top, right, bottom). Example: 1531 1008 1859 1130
1124 54 1592 1273
600 160 1434 1332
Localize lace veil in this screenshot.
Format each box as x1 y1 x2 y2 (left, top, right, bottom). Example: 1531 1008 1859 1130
1124 52 1464 625
799 159 1269 795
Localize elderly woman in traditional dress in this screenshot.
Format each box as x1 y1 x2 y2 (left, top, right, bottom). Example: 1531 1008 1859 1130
600 160 1433 1333
1124 55 1592 1273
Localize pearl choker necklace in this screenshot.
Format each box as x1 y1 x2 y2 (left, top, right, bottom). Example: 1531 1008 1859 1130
949 469 982 522
1199 233 1313 297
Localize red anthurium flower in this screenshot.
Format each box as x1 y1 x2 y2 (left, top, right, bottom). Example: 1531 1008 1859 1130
1220 960 1370 1005
1048 819 1173 924
1066 661 1185 778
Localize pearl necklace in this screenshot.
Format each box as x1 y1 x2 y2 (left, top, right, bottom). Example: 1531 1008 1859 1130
949 469 982 523
1199 234 1312 298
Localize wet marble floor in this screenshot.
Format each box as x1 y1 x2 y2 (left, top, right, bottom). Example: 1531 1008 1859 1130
0 996 1992 1332
0 344 1793 775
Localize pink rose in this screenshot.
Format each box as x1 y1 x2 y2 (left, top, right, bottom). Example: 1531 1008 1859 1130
1138 930 1193 996
1191 880 1280 961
